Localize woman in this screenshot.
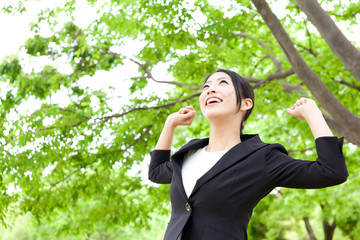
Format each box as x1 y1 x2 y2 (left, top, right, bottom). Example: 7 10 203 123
148 69 348 240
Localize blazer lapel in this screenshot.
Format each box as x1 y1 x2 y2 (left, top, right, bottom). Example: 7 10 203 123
172 139 209 160
190 134 268 197
171 138 210 199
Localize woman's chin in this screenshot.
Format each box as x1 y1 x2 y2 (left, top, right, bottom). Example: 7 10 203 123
202 108 242 124
203 110 225 121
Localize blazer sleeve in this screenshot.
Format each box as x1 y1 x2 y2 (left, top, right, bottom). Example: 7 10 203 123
265 136 348 189
148 150 173 184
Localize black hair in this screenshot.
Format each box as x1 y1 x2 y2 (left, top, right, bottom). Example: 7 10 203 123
204 69 254 133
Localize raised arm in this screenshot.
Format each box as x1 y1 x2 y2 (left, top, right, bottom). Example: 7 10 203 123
149 106 196 184
286 98 333 139
265 98 348 189
155 106 196 150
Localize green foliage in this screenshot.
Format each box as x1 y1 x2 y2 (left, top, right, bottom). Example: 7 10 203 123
0 211 170 240
0 58 22 82
0 0 359 239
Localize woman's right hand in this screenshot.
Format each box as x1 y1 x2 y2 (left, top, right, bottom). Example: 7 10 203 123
155 106 195 150
166 106 196 129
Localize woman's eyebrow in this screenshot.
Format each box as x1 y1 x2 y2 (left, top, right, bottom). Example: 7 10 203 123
204 77 230 84
216 77 230 81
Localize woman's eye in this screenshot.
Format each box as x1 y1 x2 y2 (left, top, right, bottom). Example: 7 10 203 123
220 80 228 84
203 84 209 89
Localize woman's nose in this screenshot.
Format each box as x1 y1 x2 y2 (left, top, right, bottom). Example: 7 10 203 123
206 86 216 95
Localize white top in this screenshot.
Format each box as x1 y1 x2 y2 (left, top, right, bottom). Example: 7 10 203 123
181 146 228 198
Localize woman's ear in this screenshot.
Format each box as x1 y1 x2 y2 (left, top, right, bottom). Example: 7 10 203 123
240 98 253 111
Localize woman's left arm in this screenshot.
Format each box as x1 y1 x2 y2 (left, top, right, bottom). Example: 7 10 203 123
265 98 348 189
286 98 333 139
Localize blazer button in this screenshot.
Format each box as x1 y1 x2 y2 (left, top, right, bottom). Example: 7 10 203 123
185 203 191 212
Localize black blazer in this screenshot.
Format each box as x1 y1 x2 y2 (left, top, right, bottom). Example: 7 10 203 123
149 134 348 240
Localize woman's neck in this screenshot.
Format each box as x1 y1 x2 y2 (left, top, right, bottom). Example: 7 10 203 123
206 122 241 152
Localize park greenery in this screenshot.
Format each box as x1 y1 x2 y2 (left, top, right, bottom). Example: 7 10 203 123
0 0 359 239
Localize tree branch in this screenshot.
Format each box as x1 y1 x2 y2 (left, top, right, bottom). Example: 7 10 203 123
97 92 201 122
297 44 318 57
250 54 271 76
251 0 360 140
303 217 318 240
243 77 263 84
234 32 282 71
70 64 97 77
320 204 336 240
304 19 317 57
234 32 268 49
129 58 192 88
294 0 360 83
50 169 79 188
323 217 336 240
123 124 152 151
252 68 295 89
331 78 360 91
34 92 201 133
281 82 308 95
103 51 201 90
234 32 298 87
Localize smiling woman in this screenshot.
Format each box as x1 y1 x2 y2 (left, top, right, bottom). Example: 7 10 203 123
200 69 254 137
148 69 348 240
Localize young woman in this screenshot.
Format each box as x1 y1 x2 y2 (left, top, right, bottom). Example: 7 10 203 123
148 69 348 240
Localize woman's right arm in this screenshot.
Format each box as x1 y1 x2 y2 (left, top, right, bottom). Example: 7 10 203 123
149 106 196 184
155 106 196 150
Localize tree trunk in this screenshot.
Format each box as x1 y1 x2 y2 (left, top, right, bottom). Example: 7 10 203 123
294 0 360 83
324 114 360 146
303 217 317 240
251 0 360 145
323 218 336 240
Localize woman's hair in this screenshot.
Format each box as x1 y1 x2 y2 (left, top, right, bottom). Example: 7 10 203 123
205 69 254 132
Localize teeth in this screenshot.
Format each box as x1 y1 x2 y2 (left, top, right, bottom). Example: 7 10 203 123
206 97 221 105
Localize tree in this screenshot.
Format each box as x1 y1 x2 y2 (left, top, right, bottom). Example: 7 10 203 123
0 0 359 238
0 211 170 240
252 0 360 146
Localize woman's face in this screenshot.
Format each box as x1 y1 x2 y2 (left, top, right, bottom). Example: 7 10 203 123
199 72 239 121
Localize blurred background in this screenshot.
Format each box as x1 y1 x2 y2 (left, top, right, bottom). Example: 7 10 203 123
0 0 359 239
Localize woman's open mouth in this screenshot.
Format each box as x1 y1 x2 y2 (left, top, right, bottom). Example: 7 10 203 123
205 97 223 106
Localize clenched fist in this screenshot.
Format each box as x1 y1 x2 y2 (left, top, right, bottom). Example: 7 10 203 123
166 106 196 128
286 98 321 121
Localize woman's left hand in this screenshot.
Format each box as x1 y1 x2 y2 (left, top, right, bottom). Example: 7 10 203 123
286 98 320 121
